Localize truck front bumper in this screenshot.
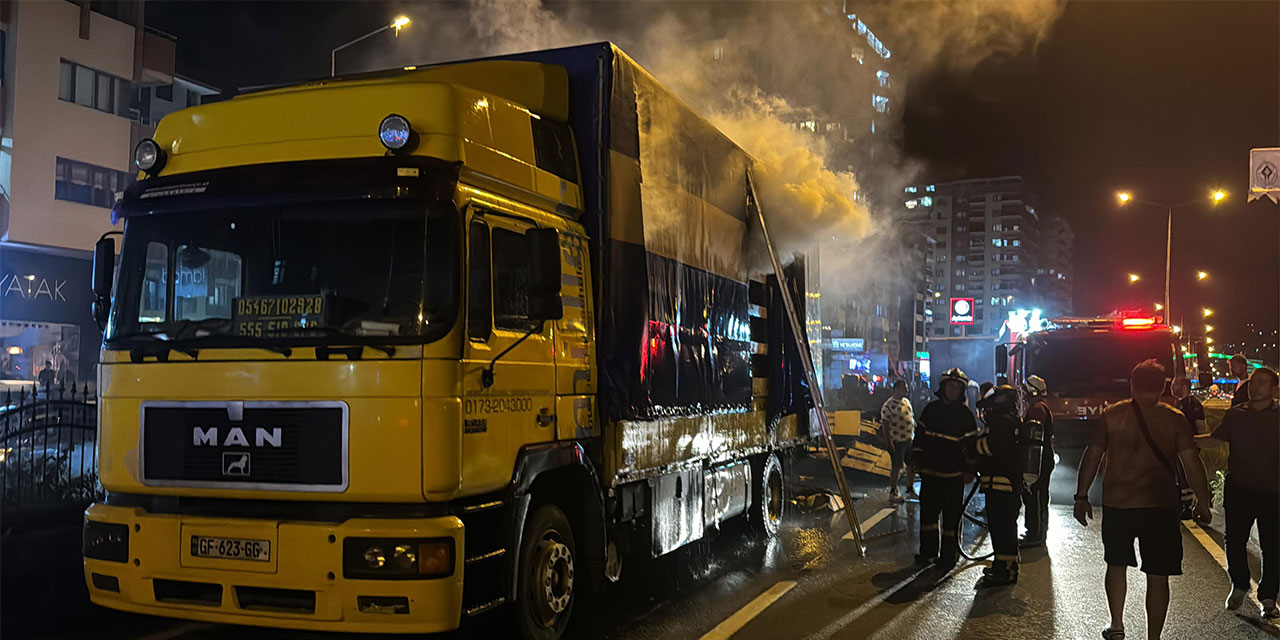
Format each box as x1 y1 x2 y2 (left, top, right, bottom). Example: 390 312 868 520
82 503 465 634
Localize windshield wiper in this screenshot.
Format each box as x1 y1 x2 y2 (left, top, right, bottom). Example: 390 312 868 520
108 332 199 362
260 326 396 358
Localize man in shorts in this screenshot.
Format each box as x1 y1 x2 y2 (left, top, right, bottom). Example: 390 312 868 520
1073 359 1212 640
880 380 916 503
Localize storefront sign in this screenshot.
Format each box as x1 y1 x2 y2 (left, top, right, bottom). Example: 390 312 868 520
949 298 974 325
830 338 865 353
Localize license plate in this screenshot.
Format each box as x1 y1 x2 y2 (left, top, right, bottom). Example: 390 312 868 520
190 535 271 562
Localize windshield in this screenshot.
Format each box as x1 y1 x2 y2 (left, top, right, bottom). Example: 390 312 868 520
109 200 458 345
1026 330 1175 395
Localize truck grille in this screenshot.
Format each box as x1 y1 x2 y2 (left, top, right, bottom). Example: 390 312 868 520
141 402 347 490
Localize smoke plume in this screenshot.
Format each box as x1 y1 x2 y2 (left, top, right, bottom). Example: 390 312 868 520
356 0 1064 303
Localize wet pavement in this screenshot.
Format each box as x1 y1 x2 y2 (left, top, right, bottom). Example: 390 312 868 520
23 452 1280 640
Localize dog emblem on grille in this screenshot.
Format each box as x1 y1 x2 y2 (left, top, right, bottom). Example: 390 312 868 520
222 452 251 476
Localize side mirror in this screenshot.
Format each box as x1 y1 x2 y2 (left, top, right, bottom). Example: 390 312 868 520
995 344 1009 375
92 236 115 299
527 228 563 322
92 236 115 330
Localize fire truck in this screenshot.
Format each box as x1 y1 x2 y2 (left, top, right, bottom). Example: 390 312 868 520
996 314 1179 453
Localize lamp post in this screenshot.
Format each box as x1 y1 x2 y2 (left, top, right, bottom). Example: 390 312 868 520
1115 189 1227 323
331 16 411 78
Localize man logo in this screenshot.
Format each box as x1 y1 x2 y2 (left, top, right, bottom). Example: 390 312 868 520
222 451 251 477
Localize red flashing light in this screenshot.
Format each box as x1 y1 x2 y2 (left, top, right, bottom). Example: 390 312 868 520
1120 317 1157 329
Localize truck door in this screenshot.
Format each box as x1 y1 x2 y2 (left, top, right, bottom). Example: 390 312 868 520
462 209 557 493
553 231 596 441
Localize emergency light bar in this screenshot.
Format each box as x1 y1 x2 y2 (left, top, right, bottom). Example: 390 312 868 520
1120 317 1157 328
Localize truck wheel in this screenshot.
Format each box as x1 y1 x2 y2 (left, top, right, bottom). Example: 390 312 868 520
516 504 577 640
751 453 785 538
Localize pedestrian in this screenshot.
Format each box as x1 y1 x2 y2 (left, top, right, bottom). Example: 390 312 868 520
1194 367 1280 618
972 385 1025 588
1020 375 1054 548
911 367 979 567
1073 359 1213 640
880 380 917 504
1230 354 1251 406
37 360 55 390
1171 375 1207 435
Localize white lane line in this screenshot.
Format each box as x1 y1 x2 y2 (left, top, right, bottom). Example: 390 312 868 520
805 565 933 640
698 580 797 640
1184 520 1229 571
843 507 896 540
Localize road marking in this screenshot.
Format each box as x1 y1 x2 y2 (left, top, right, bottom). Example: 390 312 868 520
1183 520 1228 571
698 580 797 640
805 565 933 640
844 507 896 540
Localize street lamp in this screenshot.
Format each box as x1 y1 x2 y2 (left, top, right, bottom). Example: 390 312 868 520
1128 273 1141 283
1197 270 1209 280
331 16 412 77
1116 189 1228 324
1203 307 1214 318
1205 324 1214 333
1154 302 1164 311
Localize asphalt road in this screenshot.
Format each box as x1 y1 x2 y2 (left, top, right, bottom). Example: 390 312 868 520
20 455 1279 640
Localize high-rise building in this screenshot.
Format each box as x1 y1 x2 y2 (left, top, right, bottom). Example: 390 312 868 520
0 1 216 388
903 176 1073 381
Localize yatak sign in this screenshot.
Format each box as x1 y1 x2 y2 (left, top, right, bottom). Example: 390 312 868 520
0 272 68 302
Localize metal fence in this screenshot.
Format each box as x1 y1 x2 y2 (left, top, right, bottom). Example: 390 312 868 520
0 382 101 513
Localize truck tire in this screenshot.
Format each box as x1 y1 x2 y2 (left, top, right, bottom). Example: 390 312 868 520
516 504 577 640
751 452 785 538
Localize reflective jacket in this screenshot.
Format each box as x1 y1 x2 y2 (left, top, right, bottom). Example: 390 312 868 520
973 409 1026 493
911 399 979 477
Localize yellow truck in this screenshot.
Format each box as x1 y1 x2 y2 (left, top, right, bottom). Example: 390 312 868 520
82 43 819 638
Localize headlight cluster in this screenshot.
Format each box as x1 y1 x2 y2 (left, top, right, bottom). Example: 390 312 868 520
83 519 129 563
343 537 453 580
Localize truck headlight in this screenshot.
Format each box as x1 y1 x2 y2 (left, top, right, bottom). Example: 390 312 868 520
134 138 166 173
378 114 416 153
344 537 453 579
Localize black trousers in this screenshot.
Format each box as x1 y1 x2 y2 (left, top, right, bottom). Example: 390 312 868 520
1022 471 1052 541
1225 480 1280 600
987 489 1022 565
919 475 965 558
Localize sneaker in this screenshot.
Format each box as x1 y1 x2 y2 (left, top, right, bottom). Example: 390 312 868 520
1226 585 1248 610
1262 599 1279 619
975 571 1017 589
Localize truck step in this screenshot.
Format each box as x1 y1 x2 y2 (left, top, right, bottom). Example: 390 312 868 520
465 548 507 564
464 596 507 617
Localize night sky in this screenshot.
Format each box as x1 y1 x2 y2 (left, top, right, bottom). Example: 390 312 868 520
147 0 1280 362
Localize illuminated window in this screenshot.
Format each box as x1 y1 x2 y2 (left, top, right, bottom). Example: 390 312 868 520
905 186 918 193
919 196 933 207
876 70 890 87
926 185 936 192
872 95 889 113
905 199 918 209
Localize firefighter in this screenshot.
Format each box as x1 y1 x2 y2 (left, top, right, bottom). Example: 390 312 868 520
973 384 1026 588
1021 375 1054 547
911 367 980 567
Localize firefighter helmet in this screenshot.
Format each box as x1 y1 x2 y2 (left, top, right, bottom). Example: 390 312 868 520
936 368 969 397
977 384 1018 410
1025 375 1047 397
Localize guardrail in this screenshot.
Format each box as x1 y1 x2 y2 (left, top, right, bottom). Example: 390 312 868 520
0 382 101 514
